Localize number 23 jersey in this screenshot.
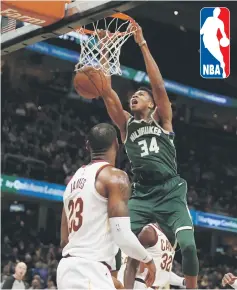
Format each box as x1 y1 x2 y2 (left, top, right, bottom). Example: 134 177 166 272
62 161 118 265
124 115 177 184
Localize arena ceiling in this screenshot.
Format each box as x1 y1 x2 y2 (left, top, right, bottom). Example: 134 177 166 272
124 1 237 99
129 1 237 42
28 1 237 99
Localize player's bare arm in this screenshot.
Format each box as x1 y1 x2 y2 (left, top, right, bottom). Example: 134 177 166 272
124 226 157 289
98 30 130 141
134 23 173 132
102 89 130 141
96 166 156 288
112 276 125 289
60 208 69 248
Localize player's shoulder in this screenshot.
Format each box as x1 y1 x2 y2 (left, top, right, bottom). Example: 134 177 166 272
141 223 166 239
97 166 130 199
138 224 158 247
99 164 128 178
140 224 157 237
98 166 129 184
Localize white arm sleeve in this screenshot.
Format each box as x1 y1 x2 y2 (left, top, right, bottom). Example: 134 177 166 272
169 271 185 287
109 217 152 263
232 280 237 289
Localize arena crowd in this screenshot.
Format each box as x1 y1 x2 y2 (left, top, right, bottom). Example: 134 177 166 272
2 85 237 217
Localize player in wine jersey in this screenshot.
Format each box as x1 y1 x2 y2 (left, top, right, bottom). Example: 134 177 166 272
101 23 199 288
57 123 156 290
123 223 185 289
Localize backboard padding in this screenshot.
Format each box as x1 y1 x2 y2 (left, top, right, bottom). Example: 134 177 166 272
1 1 144 56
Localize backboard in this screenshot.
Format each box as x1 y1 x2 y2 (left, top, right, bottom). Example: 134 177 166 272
1 1 144 56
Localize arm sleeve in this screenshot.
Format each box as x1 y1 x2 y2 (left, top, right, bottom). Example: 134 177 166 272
169 271 185 287
109 217 152 263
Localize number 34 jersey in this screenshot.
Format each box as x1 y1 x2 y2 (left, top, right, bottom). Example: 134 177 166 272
136 224 175 288
62 161 118 265
124 115 178 185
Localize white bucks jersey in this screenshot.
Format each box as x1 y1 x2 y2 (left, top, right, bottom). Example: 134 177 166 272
62 161 118 265
136 224 175 287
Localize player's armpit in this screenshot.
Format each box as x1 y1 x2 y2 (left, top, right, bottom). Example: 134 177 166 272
60 207 69 248
124 257 139 289
102 89 130 140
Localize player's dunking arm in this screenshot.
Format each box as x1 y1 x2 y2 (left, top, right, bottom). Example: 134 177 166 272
98 30 130 140
96 166 156 288
124 225 157 289
102 89 130 141
60 208 69 248
135 24 173 132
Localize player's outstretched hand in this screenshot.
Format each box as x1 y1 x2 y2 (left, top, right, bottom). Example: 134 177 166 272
144 259 156 288
222 273 237 287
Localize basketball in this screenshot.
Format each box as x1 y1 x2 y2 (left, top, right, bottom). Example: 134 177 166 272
220 37 230 48
74 66 109 99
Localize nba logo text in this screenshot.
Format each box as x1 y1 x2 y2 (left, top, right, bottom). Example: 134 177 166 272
200 7 230 79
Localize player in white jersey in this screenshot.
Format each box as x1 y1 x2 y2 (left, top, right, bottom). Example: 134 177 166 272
57 123 156 290
123 223 185 289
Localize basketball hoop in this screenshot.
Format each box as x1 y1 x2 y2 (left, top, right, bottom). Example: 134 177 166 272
75 13 136 76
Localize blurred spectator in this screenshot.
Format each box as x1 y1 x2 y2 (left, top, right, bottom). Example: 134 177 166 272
29 278 41 290
2 262 27 289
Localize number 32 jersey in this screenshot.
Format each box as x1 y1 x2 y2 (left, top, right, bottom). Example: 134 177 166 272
124 115 177 185
62 161 118 265
136 224 175 288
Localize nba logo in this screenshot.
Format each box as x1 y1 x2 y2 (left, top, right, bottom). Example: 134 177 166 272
200 7 230 79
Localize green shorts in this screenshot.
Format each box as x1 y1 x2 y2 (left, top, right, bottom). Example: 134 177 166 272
128 176 193 243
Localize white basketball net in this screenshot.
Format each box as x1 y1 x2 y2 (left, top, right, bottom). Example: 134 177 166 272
75 16 135 76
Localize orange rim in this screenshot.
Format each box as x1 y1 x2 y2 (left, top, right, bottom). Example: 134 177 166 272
76 12 135 35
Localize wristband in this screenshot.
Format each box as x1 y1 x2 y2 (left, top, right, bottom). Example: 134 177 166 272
109 217 152 263
139 40 147 47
